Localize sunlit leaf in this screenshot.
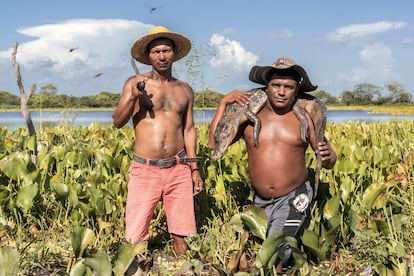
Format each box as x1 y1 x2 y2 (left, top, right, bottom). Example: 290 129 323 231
255 231 285 268
112 243 147 276
69 260 90 276
70 227 96 259
50 174 69 199
323 193 340 220
0 247 19 276
25 135 37 152
0 156 27 181
64 151 79 166
362 180 397 210
16 184 38 213
83 253 112 276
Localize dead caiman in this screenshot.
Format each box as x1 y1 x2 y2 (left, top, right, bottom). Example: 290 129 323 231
211 88 327 197
211 88 267 161
294 92 327 197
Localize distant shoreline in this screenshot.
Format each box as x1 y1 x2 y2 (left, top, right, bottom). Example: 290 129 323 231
1 104 413 115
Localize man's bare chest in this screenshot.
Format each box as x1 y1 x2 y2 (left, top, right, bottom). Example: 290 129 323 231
244 115 304 147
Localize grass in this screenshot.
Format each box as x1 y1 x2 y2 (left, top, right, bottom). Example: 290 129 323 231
327 104 414 115
2 104 414 115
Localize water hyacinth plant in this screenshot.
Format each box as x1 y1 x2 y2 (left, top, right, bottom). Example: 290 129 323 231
0 120 413 275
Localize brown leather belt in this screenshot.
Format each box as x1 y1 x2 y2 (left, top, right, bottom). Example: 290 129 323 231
133 150 202 169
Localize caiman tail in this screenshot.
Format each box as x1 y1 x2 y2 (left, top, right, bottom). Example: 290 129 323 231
294 94 327 197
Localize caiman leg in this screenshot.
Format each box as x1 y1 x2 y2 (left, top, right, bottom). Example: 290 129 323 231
246 110 262 148
292 104 309 143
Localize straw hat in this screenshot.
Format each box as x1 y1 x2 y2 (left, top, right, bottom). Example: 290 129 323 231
249 57 317 92
130 26 192 65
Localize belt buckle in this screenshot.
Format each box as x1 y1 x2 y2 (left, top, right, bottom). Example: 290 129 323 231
157 158 176 168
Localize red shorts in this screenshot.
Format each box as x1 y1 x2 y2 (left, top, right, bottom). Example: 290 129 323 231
125 160 196 244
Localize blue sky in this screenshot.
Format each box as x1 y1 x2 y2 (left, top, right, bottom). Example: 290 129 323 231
1 0 413 98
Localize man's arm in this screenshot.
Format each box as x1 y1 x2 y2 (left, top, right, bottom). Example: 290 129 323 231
112 76 142 128
207 90 251 149
183 86 203 194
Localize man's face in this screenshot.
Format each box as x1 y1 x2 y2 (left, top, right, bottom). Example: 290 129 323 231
266 78 299 110
147 38 175 71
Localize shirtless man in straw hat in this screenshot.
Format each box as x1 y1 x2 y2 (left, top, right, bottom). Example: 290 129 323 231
208 57 337 272
113 26 203 255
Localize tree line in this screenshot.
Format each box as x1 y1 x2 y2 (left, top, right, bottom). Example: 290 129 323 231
0 82 412 110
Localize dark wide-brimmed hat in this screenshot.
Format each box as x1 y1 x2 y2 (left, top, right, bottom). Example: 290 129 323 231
249 57 317 92
131 26 192 65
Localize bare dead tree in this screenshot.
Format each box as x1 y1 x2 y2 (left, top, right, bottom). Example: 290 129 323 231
11 42 37 136
11 42 38 162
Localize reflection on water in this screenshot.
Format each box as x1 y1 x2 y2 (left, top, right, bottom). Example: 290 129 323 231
0 109 413 130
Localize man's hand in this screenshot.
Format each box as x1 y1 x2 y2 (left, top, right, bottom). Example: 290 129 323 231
318 142 337 169
192 170 203 196
220 90 251 107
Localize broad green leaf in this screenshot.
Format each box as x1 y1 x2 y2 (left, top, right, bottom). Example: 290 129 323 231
0 156 27 181
388 241 405 258
340 177 353 203
213 176 226 202
238 205 267 240
53 144 67 160
70 260 91 276
351 144 364 161
83 253 112 276
323 193 340 220
64 151 79 166
22 170 39 185
16 184 38 213
0 247 19 276
112 243 147 276
50 174 69 199
372 145 383 164
70 227 96 259
255 231 285 268
301 229 319 251
36 151 51 170
25 135 37 152
362 180 396 210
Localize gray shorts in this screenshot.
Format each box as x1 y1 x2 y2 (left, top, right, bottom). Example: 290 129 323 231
254 181 313 237
254 181 313 264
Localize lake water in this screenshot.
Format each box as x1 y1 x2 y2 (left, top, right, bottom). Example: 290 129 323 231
0 109 413 130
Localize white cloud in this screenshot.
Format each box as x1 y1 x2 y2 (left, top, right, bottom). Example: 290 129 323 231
0 19 153 95
279 29 293 40
338 43 397 87
327 21 407 43
359 43 392 63
14 19 151 67
402 37 413 44
208 33 258 71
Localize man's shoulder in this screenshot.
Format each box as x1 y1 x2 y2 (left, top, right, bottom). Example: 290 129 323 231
173 78 193 91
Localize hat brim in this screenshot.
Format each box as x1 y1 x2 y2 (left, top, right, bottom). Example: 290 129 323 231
249 65 317 92
131 32 191 65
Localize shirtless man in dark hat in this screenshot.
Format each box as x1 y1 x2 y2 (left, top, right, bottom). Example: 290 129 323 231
208 57 337 272
113 26 203 255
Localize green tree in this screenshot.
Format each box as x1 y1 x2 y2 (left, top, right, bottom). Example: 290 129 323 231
353 83 383 104
384 82 412 104
312 90 338 105
0 91 20 107
30 84 62 108
339 90 355 106
339 83 383 105
194 89 223 108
